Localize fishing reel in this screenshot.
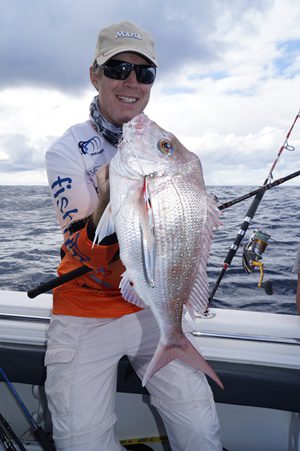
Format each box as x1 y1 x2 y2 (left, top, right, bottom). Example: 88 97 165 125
242 230 273 295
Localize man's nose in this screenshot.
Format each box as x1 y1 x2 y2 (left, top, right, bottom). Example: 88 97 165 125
124 69 138 85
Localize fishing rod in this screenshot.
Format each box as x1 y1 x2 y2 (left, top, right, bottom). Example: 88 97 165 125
207 109 300 306
218 168 300 210
27 264 91 299
0 413 27 451
0 368 56 451
0 423 17 451
26 168 300 299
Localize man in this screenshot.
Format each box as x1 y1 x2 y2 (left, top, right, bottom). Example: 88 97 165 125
292 247 300 314
45 20 222 451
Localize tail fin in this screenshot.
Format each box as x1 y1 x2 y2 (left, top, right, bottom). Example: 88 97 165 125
142 335 223 389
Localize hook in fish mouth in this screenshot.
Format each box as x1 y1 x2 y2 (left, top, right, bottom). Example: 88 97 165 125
145 171 158 179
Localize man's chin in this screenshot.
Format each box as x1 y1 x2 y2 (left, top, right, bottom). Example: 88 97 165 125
120 112 142 125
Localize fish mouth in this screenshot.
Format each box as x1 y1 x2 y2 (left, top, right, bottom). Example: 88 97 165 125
117 95 137 104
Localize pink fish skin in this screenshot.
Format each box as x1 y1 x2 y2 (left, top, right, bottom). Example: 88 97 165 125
95 113 223 389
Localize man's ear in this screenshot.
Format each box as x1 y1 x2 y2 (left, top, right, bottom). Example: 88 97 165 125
90 67 99 90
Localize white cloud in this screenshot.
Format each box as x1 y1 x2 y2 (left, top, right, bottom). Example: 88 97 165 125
0 0 300 185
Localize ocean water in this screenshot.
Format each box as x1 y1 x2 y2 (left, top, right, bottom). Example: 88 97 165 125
0 185 299 315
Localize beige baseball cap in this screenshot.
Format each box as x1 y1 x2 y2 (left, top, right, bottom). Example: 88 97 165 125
94 20 157 67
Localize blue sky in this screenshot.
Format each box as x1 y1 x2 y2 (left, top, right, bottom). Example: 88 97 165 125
0 0 299 185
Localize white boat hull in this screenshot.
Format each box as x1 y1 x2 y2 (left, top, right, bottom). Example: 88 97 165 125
0 290 299 451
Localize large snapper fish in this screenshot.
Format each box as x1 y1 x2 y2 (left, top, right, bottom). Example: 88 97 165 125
95 114 223 389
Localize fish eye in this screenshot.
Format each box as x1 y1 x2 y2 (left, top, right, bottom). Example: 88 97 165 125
157 138 174 156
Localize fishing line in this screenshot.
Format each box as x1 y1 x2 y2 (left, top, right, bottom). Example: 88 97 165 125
207 108 300 307
231 122 293 148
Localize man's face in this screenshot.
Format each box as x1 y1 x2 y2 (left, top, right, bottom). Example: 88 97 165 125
90 52 154 126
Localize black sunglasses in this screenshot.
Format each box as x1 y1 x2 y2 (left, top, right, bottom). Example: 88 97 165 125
99 59 156 85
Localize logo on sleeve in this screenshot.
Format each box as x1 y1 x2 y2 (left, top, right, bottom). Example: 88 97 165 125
78 137 104 156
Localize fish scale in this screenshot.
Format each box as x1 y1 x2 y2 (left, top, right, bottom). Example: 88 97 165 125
94 113 223 389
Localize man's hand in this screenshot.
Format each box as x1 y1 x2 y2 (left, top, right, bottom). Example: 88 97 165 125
93 163 110 226
96 163 110 202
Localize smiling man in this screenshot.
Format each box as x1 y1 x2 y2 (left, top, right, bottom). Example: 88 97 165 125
44 20 222 451
91 52 153 124
90 21 156 127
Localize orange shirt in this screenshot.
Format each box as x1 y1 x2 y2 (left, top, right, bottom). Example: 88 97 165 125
53 224 142 318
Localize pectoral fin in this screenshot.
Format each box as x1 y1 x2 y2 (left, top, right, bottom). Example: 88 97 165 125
93 203 115 247
119 271 148 308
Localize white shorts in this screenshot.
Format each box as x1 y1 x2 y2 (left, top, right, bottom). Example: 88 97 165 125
45 308 222 451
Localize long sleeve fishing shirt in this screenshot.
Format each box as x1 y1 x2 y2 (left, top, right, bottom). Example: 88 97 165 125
45 120 142 318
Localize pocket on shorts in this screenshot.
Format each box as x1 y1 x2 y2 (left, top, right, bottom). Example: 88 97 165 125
45 347 77 415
